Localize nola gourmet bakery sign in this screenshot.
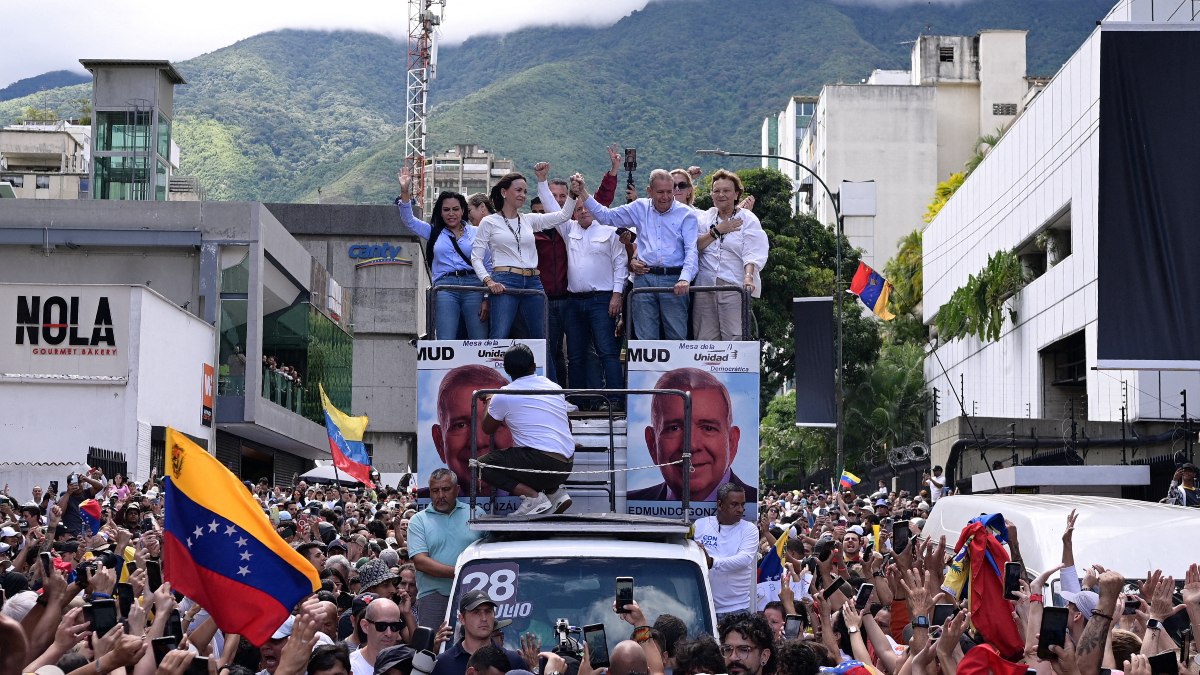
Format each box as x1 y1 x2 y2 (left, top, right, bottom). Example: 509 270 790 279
2 285 129 378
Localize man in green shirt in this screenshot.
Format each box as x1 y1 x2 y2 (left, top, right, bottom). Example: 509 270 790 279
408 468 485 629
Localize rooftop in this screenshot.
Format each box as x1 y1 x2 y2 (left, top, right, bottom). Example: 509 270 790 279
78 59 186 85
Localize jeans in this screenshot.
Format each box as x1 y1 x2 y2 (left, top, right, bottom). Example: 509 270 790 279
488 272 546 339
433 277 488 340
631 273 690 340
566 294 624 409
546 297 568 386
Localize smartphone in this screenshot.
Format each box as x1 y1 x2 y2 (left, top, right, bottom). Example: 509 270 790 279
932 603 956 627
146 560 162 592
822 576 847 601
86 599 119 637
855 583 874 611
784 614 805 640
1162 607 1191 644
1037 607 1069 660
77 563 90 586
186 656 210 675
125 560 138 578
41 552 53 577
115 583 134 617
1124 595 1140 615
151 637 178 665
1147 650 1177 675
166 609 184 642
1004 562 1023 601
583 623 610 668
49 480 59 495
411 625 433 652
615 577 634 614
892 520 911 555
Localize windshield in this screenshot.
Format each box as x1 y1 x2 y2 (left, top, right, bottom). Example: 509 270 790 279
451 556 712 655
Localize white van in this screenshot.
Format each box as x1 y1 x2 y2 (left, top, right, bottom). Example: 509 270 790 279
447 514 717 655
922 494 1199 600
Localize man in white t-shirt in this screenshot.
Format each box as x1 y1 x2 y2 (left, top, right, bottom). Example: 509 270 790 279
350 598 403 675
693 483 759 620
481 344 576 517
926 465 946 503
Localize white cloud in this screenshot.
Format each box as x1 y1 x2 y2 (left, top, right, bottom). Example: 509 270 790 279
1 0 653 88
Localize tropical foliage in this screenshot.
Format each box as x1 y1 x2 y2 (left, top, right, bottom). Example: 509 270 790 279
933 250 1027 343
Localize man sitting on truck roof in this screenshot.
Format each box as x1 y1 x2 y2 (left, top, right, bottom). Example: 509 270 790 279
479 344 576 517
431 590 527 675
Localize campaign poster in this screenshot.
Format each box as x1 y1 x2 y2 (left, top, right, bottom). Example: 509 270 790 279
415 339 545 516
625 340 760 521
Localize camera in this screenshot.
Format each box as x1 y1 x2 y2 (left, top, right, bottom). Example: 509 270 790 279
551 618 584 665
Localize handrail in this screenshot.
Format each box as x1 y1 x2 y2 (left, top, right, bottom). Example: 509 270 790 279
468 387 694 522
624 285 752 340
427 284 549 339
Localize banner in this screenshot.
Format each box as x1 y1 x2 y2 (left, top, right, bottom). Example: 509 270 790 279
625 340 759 520
1097 28 1200 369
793 298 835 427
415 339 546 516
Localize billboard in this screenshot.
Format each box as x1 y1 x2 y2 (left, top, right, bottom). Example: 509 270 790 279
1097 28 1200 369
625 340 760 520
415 339 546 516
1 284 130 379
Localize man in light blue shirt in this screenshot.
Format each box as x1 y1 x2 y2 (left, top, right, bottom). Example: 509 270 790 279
408 467 485 628
573 170 698 340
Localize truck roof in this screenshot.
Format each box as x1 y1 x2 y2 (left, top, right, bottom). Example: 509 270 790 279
468 511 693 536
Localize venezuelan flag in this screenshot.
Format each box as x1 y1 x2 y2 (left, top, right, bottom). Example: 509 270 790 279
319 384 375 488
840 471 861 489
79 499 102 535
849 262 896 320
163 429 319 645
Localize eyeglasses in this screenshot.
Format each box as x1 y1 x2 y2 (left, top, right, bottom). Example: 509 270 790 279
370 621 405 633
674 182 691 190
719 645 757 658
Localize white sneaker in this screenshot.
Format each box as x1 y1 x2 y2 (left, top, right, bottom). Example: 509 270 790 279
512 493 552 516
548 488 572 514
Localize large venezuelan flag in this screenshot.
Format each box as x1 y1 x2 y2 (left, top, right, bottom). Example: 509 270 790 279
163 428 319 645
849 262 896 320
319 384 374 488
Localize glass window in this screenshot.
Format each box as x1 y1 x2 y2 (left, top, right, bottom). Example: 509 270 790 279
156 161 168 201
452 557 712 658
3 175 24 188
36 175 50 189
220 247 250 293
157 115 171 159
94 156 149 200
218 299 249 396
95 111 151 152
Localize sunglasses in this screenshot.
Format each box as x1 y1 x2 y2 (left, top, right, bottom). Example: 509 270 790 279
370 620 405 633
673 182 691 190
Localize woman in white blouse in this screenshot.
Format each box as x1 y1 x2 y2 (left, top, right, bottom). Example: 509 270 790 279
693 169 769 340
471 172 576 339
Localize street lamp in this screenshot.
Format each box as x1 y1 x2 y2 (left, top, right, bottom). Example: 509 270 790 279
696 148 848 483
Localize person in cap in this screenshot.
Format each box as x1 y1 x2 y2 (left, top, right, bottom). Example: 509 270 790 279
260 616 296 675
1060 589 1100 645
357 560 416 643
309 644 353 675
430 591 527 675
351 598 404 675
373 644 417 675
1168 463 1199 507
339 592 380 648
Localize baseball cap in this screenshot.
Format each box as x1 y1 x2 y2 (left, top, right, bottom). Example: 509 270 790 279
846 525 865 537
458 589 496 613
1060 590 1099 620
0 527 18 538
271 615 295 640
374 645 416 675
352 592 380 616
874 499 891 509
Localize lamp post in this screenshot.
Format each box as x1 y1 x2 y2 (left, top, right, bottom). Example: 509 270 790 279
696 148 848 482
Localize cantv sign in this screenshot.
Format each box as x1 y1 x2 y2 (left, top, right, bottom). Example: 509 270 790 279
348 243 414 270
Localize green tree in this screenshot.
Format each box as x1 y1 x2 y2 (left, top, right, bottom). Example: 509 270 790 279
882 229 927 345
23 106 57 122
73 97 92 125
844 341 930 464
924 172 964 224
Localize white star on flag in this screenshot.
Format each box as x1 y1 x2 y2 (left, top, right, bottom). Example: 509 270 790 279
235 537 248 548
241 551 252 561
237 566 250 577
225 525 237 536
193 526 204 539
208 520 220 533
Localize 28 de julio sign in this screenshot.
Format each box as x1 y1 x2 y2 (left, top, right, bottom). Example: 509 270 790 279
1 284 129 378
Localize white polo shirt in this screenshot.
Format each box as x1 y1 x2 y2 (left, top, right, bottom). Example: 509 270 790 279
487 374 574 459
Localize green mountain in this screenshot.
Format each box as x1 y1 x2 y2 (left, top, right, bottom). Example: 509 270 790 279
0 0 1113 204
0 70 90 103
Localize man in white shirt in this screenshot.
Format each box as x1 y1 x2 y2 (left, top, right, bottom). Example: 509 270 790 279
351 597 403 675
480 344 576 516
693 483 759 619
926 465 945 503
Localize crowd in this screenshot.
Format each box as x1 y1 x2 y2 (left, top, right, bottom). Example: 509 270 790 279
262 355 305 412
3 459 1199 675
395 145 769 401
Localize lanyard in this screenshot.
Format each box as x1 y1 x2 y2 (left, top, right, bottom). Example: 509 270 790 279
502 214 523 257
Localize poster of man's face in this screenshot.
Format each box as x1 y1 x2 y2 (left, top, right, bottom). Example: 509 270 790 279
625 342 759 518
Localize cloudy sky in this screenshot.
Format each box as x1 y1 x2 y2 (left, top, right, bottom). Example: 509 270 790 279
1 0 655 87
2 0 968 88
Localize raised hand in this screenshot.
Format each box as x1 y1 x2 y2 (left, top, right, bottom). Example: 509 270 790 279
397 168 413 200
533 162 550 183
608 144 622 173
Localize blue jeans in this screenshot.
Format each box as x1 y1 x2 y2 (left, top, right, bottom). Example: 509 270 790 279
546 297 568 386
488 272 545 339
433 277 488 340
566 294 624 409
631 273 689 340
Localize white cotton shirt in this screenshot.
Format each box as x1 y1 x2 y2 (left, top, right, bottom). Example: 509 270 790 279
564 222 628 293
487 374 575 459
471 198 577 280
349 647 373 675
693 516 759 613
695 207 770 298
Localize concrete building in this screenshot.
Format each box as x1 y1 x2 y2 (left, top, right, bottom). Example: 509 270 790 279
423 143 515 214
765 30 1039 267
922 1 1200 498
0 121 90 199
0 199 354 497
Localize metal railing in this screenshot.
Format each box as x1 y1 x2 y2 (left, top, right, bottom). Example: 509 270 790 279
468 387 695 521
427 284 549 339
624 285 753 340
